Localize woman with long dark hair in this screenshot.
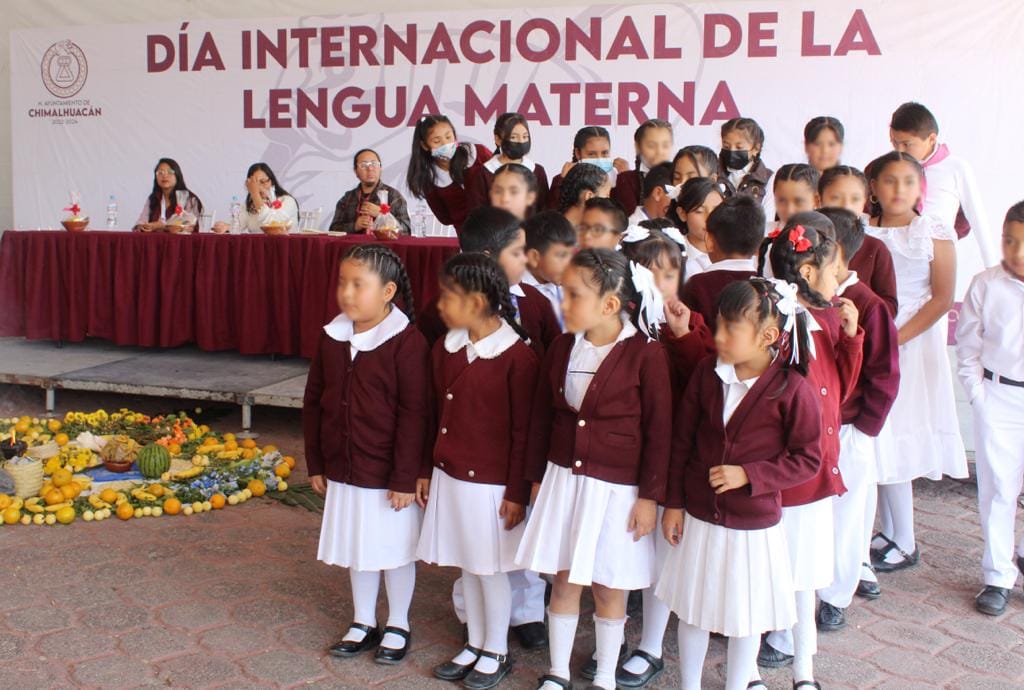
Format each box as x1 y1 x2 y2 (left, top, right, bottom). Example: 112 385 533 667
133 158 203 232
213 162 299 233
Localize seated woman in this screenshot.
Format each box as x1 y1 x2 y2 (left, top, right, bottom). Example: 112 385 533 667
213 162 299 233
133 158 203 232
328 149 411 234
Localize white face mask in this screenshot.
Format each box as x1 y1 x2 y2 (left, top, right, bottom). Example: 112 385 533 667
431 142 458 160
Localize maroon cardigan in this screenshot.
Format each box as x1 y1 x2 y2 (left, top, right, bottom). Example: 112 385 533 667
847 235 899 318
611 169 644 216
429 335 538 505
424 143 493 233
516 283 561 358
681 268 758 333
302 325 431 493
666 356 822 529
839 281 900 436
464 162 550 214
526 331 673 503
782 307 863 507
661 311 717 397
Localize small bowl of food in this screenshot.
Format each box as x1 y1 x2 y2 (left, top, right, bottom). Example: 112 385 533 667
260 222 291 236
372 226 400 241
165 220 196 234
61 217 89 232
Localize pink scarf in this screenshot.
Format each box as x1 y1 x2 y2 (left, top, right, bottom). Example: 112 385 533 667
919 143 970 239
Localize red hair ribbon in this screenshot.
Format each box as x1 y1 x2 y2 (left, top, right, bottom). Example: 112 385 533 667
768 227 782 239
379 203 391 215
64 204 81 216
788 225 812 252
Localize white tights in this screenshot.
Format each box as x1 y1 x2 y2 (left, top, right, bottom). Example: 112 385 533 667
345 563 416 649
677 620 760 690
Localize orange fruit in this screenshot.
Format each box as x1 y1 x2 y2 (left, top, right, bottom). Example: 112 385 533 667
0 495 10 510
282 456 296 469
167 443 181 456
201 437 218 447
261 443 276 453
246 479 266 497
52 468 73 488
54 432 70 446
13 419 30 434
55 506 76 525
47 419 62 433
99 488 118 504
3 507 21 524
162 497 182 515
147 484 165 497
240 439 257 450
273 464 290 479
209 493 226 510
223 440 238 452
59 484 78 500
116 502 135 520
240 448 255 460
44 488 66 506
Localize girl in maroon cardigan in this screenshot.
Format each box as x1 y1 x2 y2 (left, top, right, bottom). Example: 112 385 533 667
516 249 672 690
405 114 492 234
655 278 822 690
755 213 864 689
303 244 431 665
417 253 538 689
612 119 675 217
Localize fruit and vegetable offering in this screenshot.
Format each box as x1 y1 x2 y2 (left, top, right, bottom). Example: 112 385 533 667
0 409 297 527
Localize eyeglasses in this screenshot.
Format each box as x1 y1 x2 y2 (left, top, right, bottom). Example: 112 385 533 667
356 161 381 170
156 169 176 177
577 224 616 236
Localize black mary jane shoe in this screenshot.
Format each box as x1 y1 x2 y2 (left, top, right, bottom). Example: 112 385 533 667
580 641 628 680
373 626 411 665
856 563 882 600
871 535 920 573
616 649 665 688
816 601 847 632
434 645 483 682
328 623 382 658
756 637 793 668
462 650 513 690
747 683 768 689
794 681 822 689
975 585 1010 616
511 621 549 650
536 674 571 689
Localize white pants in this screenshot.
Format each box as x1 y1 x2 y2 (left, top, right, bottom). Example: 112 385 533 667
819 425 878 609
975 377 1024 589
453 569 546 626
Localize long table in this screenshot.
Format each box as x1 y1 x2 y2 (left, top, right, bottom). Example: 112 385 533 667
0 230 458 358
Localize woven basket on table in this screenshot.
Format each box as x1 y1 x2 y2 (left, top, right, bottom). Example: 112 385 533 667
3 458 44 498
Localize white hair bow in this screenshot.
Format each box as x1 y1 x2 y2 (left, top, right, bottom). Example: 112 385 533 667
663 184 682 200
630 261 665 340
767 278 816 364
621 225 650 244
660 226 687 248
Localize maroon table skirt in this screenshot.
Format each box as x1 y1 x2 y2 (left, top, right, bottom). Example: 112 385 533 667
0 230 458 358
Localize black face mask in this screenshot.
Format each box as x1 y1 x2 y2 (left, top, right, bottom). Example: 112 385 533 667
720 148 750 171
502 139 531 160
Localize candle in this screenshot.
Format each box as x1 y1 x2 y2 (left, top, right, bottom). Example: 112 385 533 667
9 428 13 444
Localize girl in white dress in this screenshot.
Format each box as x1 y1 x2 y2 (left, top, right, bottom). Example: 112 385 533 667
866 151 967 572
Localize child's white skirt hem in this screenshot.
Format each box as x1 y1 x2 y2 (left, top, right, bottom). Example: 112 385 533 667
317 479 421 571
655 513 796 638
417 467 524 576
515 462 654 590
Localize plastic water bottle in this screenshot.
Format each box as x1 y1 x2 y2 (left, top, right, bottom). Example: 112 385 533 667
106 195 118 229
229 195 241 233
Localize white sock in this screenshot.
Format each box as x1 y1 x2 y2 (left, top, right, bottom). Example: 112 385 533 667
792 589 818 682
454 570 485 665
593 615 626 690
677 620 710 690
380 563 415 649
474 572 512 674
345 569 380 641
546 608 579 681
621 587 669 674
878 482 916 559
451 576 467 624
726 633 760 690
876 484 893 545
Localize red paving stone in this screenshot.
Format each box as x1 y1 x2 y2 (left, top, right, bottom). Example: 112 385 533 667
1 384 1023 689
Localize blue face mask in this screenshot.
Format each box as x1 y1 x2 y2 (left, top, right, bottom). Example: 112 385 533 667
431 142 458 160
580 157 614 173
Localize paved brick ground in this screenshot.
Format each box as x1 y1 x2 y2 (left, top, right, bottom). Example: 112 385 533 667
1 384 1022 689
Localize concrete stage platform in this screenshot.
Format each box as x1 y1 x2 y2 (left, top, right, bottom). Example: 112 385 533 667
0 337 309 431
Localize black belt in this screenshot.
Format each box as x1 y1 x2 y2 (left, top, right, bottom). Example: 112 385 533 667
984 369 1024 388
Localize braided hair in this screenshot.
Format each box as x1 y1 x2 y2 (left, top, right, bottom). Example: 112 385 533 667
441 253 529 341
558 162 608 212
342 244 416 322
717 277 813 378
570 248 648 336
757 211 837 309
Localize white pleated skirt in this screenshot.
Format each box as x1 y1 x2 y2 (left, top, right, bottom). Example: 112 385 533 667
780 498 834 592
417 467 524 576
655 513 796 638
317 479 422 571
515 462 655 591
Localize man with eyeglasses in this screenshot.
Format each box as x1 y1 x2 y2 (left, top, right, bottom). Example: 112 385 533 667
329 148 412 234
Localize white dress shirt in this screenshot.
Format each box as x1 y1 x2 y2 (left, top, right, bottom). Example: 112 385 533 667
715 358 761 425
956 264 1024 402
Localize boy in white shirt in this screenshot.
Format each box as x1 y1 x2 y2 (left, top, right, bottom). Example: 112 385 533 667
522 211 577 332
956 200 1024 616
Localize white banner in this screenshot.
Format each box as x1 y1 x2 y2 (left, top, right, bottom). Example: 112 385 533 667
10 2 1024 263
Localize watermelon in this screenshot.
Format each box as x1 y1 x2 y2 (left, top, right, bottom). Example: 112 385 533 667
138 444 171 478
